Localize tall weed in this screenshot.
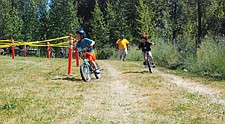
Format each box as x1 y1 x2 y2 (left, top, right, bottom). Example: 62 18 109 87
187 38 225 79
153 39 180 69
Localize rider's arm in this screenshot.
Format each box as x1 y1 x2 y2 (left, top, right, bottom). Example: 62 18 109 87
90 41 95 47
150 42 156 46
75 42 80 48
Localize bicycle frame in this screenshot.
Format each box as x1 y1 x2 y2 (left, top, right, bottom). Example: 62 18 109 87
79 50 95 72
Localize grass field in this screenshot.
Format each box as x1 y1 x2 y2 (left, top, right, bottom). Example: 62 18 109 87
0 56 224 124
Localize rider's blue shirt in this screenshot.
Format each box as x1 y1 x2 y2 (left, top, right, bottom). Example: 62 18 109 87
76 38 94 52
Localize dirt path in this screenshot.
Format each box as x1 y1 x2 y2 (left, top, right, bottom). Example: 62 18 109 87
70 61 152 123
159 72 225 106
131 62 225 106
65 60 225 123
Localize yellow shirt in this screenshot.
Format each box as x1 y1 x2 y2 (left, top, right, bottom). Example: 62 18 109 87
116 39 129 50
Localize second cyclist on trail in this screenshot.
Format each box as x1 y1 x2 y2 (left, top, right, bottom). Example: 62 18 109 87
137 34 156 68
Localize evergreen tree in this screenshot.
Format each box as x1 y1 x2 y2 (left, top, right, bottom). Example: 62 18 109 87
105 0 117 45
106 0 133 44
20 0 39 41
0 0 23 40
136 0 155 38
37 0 49 40
90 0 110 48
49 0 80 39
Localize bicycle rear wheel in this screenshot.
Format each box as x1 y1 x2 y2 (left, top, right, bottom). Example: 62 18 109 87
80 64 92 82
146 58 152 73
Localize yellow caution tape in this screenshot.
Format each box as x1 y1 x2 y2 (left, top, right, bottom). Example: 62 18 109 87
29 36 69 43
0 40 11 42
0 36 71 48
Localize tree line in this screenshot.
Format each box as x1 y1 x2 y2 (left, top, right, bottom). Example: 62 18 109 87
1 0 225 78
1 0 224 46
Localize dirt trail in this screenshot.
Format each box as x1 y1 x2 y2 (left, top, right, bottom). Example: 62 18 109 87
67 61 225 123
71 62 151 123
130 62 225 106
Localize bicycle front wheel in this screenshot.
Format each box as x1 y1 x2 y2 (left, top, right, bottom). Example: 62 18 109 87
147 58 152 73
94 62 102 79
80 64 92 82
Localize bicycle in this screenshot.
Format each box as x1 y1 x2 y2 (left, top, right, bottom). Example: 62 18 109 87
144 51 154 73
78 47 103 82
137 49 155 73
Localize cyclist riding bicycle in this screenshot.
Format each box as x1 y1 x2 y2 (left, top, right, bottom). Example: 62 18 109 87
138 34 156 68
75 29 100 73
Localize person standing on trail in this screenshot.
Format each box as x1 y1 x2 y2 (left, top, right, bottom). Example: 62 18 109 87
116 35 129 61
75 29 100 73
137 34 156 68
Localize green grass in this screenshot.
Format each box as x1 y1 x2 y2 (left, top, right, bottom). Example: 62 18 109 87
0 56 91 123
0 56 225 123
105 60 225 124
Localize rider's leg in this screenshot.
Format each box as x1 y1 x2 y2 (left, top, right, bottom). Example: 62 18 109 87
87 52 100 73
149 51 155 67
90 60 97 69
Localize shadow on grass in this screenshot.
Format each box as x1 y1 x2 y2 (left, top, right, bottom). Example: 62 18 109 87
123 70 150 74
52 76 83 82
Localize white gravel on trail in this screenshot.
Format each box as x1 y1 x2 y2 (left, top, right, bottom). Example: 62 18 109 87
159 72 225 106
71 62 155 123
130 62 225 106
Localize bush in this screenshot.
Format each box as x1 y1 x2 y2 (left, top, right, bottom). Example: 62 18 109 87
96 47 116 59
126 45 143 61
153 39 180 69
187 38 225 79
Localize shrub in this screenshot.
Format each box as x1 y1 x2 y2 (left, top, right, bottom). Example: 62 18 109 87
187 38 225 79
153 39 180 69
96 46 116 59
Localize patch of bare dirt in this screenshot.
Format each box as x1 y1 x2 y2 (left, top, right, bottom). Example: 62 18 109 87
130 62 225 106
68 62 152 123
159 72 225 106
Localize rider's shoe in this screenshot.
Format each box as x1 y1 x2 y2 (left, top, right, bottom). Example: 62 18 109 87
152 63 156 68
143 61 146 65
143 65 148 68
95 69 101 73
122 59 125 61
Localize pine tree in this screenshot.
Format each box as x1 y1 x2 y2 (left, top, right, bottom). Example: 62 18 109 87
136 0 155 38
49 0 80 39
19 0 39 41
90 0 109 48
0 0 23 40
105 1 117 45
106 0 133 44
37 0 49 40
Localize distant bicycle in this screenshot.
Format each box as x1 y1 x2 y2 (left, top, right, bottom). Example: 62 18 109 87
78 47 102 82
143 51 154 73
137 49 155 73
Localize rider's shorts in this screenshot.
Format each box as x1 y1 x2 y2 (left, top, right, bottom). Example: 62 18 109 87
85 52 96 61
142 51 152 57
